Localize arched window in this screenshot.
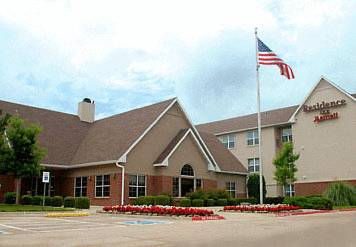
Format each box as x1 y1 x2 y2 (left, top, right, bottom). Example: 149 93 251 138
181 164 194 176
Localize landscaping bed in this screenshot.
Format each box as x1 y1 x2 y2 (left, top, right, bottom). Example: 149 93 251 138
224 204 300 213
103 205 215 217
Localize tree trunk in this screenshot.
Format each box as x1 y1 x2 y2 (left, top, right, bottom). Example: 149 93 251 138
15 178 22 204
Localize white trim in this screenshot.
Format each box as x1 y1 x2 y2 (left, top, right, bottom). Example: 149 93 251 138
153 128 213 170
175 98 221 171
289 76 356 122
42 160 117 169
215 170 249 175
214 122 292 136
118 98 178 163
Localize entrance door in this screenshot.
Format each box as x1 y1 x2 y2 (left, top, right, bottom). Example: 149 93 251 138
181 178 194 197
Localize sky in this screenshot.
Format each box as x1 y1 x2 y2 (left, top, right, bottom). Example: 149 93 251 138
1 0 356 124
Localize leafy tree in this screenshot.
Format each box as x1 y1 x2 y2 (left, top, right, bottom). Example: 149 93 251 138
247 174 266 202
0 113 46 204
273 142 299 196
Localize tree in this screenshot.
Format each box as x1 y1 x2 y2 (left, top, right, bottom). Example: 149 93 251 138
247 174 266 202
273 142 299 197
0 113 46 204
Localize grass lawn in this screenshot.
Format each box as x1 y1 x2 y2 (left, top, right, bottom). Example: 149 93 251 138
334 205 356 210
0 204 76 212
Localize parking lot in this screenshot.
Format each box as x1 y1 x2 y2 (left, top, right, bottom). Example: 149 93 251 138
0 210 355 246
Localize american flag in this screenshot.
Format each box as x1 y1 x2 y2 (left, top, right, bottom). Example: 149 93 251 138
257 38 295 79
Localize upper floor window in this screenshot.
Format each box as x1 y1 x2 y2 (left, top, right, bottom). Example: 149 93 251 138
248 158 260 173
181 164 194 176
247 130 259 146
219 134 236 149
281 127 293 143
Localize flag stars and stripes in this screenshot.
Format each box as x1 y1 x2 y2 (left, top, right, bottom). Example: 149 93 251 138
257 38 295 80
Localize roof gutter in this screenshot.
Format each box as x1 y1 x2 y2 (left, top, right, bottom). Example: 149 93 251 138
215 170 249 176
115 162 125 205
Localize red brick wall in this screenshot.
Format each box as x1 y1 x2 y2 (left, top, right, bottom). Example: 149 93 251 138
62 177 74 197
295 180 356 196
202 179 217 191
87 173 122 206
0 175 15 203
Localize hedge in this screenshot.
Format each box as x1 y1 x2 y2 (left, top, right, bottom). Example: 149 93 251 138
44 196 52 206
283 196 333 210
51 196 63 207
154 195 171 206
206 199 215 206
133 196 155 205
324 182 356 206
4 192 16 204
216 199 228 206
265 197 285 205
32 196 43 205
75 197 90 209
180 198 191 207
192 199 204 207
64 197 76 208
21 195 33 205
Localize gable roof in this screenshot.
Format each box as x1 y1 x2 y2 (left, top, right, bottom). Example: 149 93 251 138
289 76 356 122
72 98 176 165
198 131 247 174
197 105 298 135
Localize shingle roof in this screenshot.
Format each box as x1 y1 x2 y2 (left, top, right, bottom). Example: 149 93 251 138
71 98 176 165
197 105 299 134
0 100 90 165
153 129 189 165
198 131 247 173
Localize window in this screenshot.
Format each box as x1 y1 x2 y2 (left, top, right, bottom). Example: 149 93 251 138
219 134 236 149
75 177 87 197
281 127 293 143
247 130 259 146
95 175 110 197
172 177 179 197
226 182 236 198
248 158 260 172
181 164 194 176
284 184 295 197
129 174 146 198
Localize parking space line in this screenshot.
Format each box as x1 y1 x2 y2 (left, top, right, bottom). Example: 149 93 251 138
0 223 36 232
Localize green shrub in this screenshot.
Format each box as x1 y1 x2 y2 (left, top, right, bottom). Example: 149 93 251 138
216 199 228 206
154 195 171 206
133 196 155 205
64 197 76 208
283 196 333 210
324 182 356 206
207 189 230 200
75 197 90 209
21 195 33 205
206 199 215 206
192 199 204 207
51 196 63 207
4 192 16 204
247 174 266 202
234 198 258 205
32 195 43 205
265 197 285 205
179 198 191 207
44 196 52 206
187 189 206 200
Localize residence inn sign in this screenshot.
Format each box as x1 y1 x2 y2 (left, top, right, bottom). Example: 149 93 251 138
303 99 347 124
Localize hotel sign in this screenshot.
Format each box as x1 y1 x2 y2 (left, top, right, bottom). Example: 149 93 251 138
303 99 346 124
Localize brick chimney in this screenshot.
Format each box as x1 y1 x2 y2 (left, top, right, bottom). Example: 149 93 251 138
78 98 95 123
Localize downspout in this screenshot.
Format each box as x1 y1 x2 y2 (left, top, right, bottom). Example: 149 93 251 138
115 162 125 205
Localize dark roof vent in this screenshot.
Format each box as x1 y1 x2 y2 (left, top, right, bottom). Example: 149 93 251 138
83 98 91 103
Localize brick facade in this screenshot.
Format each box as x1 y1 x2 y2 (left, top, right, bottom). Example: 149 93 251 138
0 175 15 203
295 180 356 196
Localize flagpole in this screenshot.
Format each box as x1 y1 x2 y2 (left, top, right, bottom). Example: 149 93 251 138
255 27 264 204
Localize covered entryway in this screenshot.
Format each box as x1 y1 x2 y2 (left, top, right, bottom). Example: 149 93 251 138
176 164 202 197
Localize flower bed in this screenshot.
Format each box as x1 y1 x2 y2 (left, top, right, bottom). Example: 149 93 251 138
103 205 214 216
224 204 300 213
